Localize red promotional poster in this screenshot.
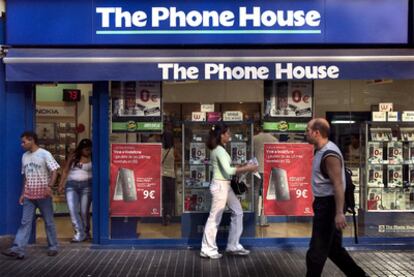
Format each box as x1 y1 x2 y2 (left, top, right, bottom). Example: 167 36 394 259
263 143 314 216
110 143 162 217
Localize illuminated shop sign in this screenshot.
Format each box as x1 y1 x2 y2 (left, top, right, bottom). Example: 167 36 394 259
157 63 340 80
6 0 408 45
96 7 321 31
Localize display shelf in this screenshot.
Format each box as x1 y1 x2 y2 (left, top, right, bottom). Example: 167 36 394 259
182 121 254 213
366 186 414 188
361 122 414 213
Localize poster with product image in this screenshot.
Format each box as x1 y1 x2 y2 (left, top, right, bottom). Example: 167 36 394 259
367 165 384 187
188 165 207 187
264 81 313 118
112 81 161 117
387 141 403 164
111 81 162 132
367 188 382 210
230 142 247 164
263 143 313 216
110 143 161 217
367 142 383 164
189 142 206 164
387 165 403 188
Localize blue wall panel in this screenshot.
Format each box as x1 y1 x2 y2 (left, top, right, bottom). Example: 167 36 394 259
0 82 34 235
92 82 110 243
0 65 6 235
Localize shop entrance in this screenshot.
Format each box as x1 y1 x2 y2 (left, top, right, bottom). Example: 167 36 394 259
35 84 93 243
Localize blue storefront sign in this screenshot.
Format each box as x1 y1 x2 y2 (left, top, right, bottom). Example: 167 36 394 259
6 0 408 45
5 49 414 81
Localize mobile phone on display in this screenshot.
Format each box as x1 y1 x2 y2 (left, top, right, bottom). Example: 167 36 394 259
369 169 374 182
267 167 290 201
369 146 374 158
388 170 394 184
232 147 238 161
116 168 137 202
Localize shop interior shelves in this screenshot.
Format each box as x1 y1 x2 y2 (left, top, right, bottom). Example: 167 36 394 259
361 122 414 213
182 121 254 213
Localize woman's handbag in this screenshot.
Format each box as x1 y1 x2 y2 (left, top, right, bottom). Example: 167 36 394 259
231 175 248 195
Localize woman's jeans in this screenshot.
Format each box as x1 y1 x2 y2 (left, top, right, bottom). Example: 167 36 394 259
66 180 92 241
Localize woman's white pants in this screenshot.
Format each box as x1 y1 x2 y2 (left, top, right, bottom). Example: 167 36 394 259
201 179 244 255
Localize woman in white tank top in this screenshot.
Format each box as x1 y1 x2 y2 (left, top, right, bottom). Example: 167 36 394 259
58 139 92 242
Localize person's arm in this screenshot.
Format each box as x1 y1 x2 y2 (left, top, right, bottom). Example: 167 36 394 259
325 156 347 230
216 147 258 176
216 149 237 176
235 164 258 174
44 151 62 196
58 156 73 193
46 170 58 197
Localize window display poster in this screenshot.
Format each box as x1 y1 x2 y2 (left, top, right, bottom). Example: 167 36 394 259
111 81 162 132
188 165 207 187
387 165 403 188
189 142 206 164
367 188 382 210
184 190 211 212
264 81 313 118
110 143 161 217
367 165 384 187
367 142 383 164
230 142 247 164
387 141 403 164
409 165 414 185
263 143 314 216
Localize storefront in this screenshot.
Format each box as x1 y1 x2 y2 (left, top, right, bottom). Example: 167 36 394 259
1 0 414 247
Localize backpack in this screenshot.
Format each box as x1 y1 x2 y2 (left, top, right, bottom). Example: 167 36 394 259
320 150 358 244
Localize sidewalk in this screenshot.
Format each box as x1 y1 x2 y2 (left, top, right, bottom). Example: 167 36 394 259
0 244 412 277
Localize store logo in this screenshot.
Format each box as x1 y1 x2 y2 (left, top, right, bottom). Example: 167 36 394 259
95 7 321 35
127 121 137 131
278 121 289 131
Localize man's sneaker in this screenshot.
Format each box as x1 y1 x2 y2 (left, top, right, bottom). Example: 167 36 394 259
1 249 24 260
200 251 223 259
225 248 250 256
47 250 58 257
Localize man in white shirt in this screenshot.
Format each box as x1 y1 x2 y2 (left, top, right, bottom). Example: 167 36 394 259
2 131 60 259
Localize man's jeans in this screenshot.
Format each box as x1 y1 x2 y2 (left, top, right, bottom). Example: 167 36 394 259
65 180 92 241
11 197 58 255
306 196 365 277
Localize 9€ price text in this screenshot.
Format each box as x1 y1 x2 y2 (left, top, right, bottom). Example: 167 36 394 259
143 190 156 199
296 189 309 199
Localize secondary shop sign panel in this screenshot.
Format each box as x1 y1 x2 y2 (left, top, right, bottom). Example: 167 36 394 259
7 48 414 81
